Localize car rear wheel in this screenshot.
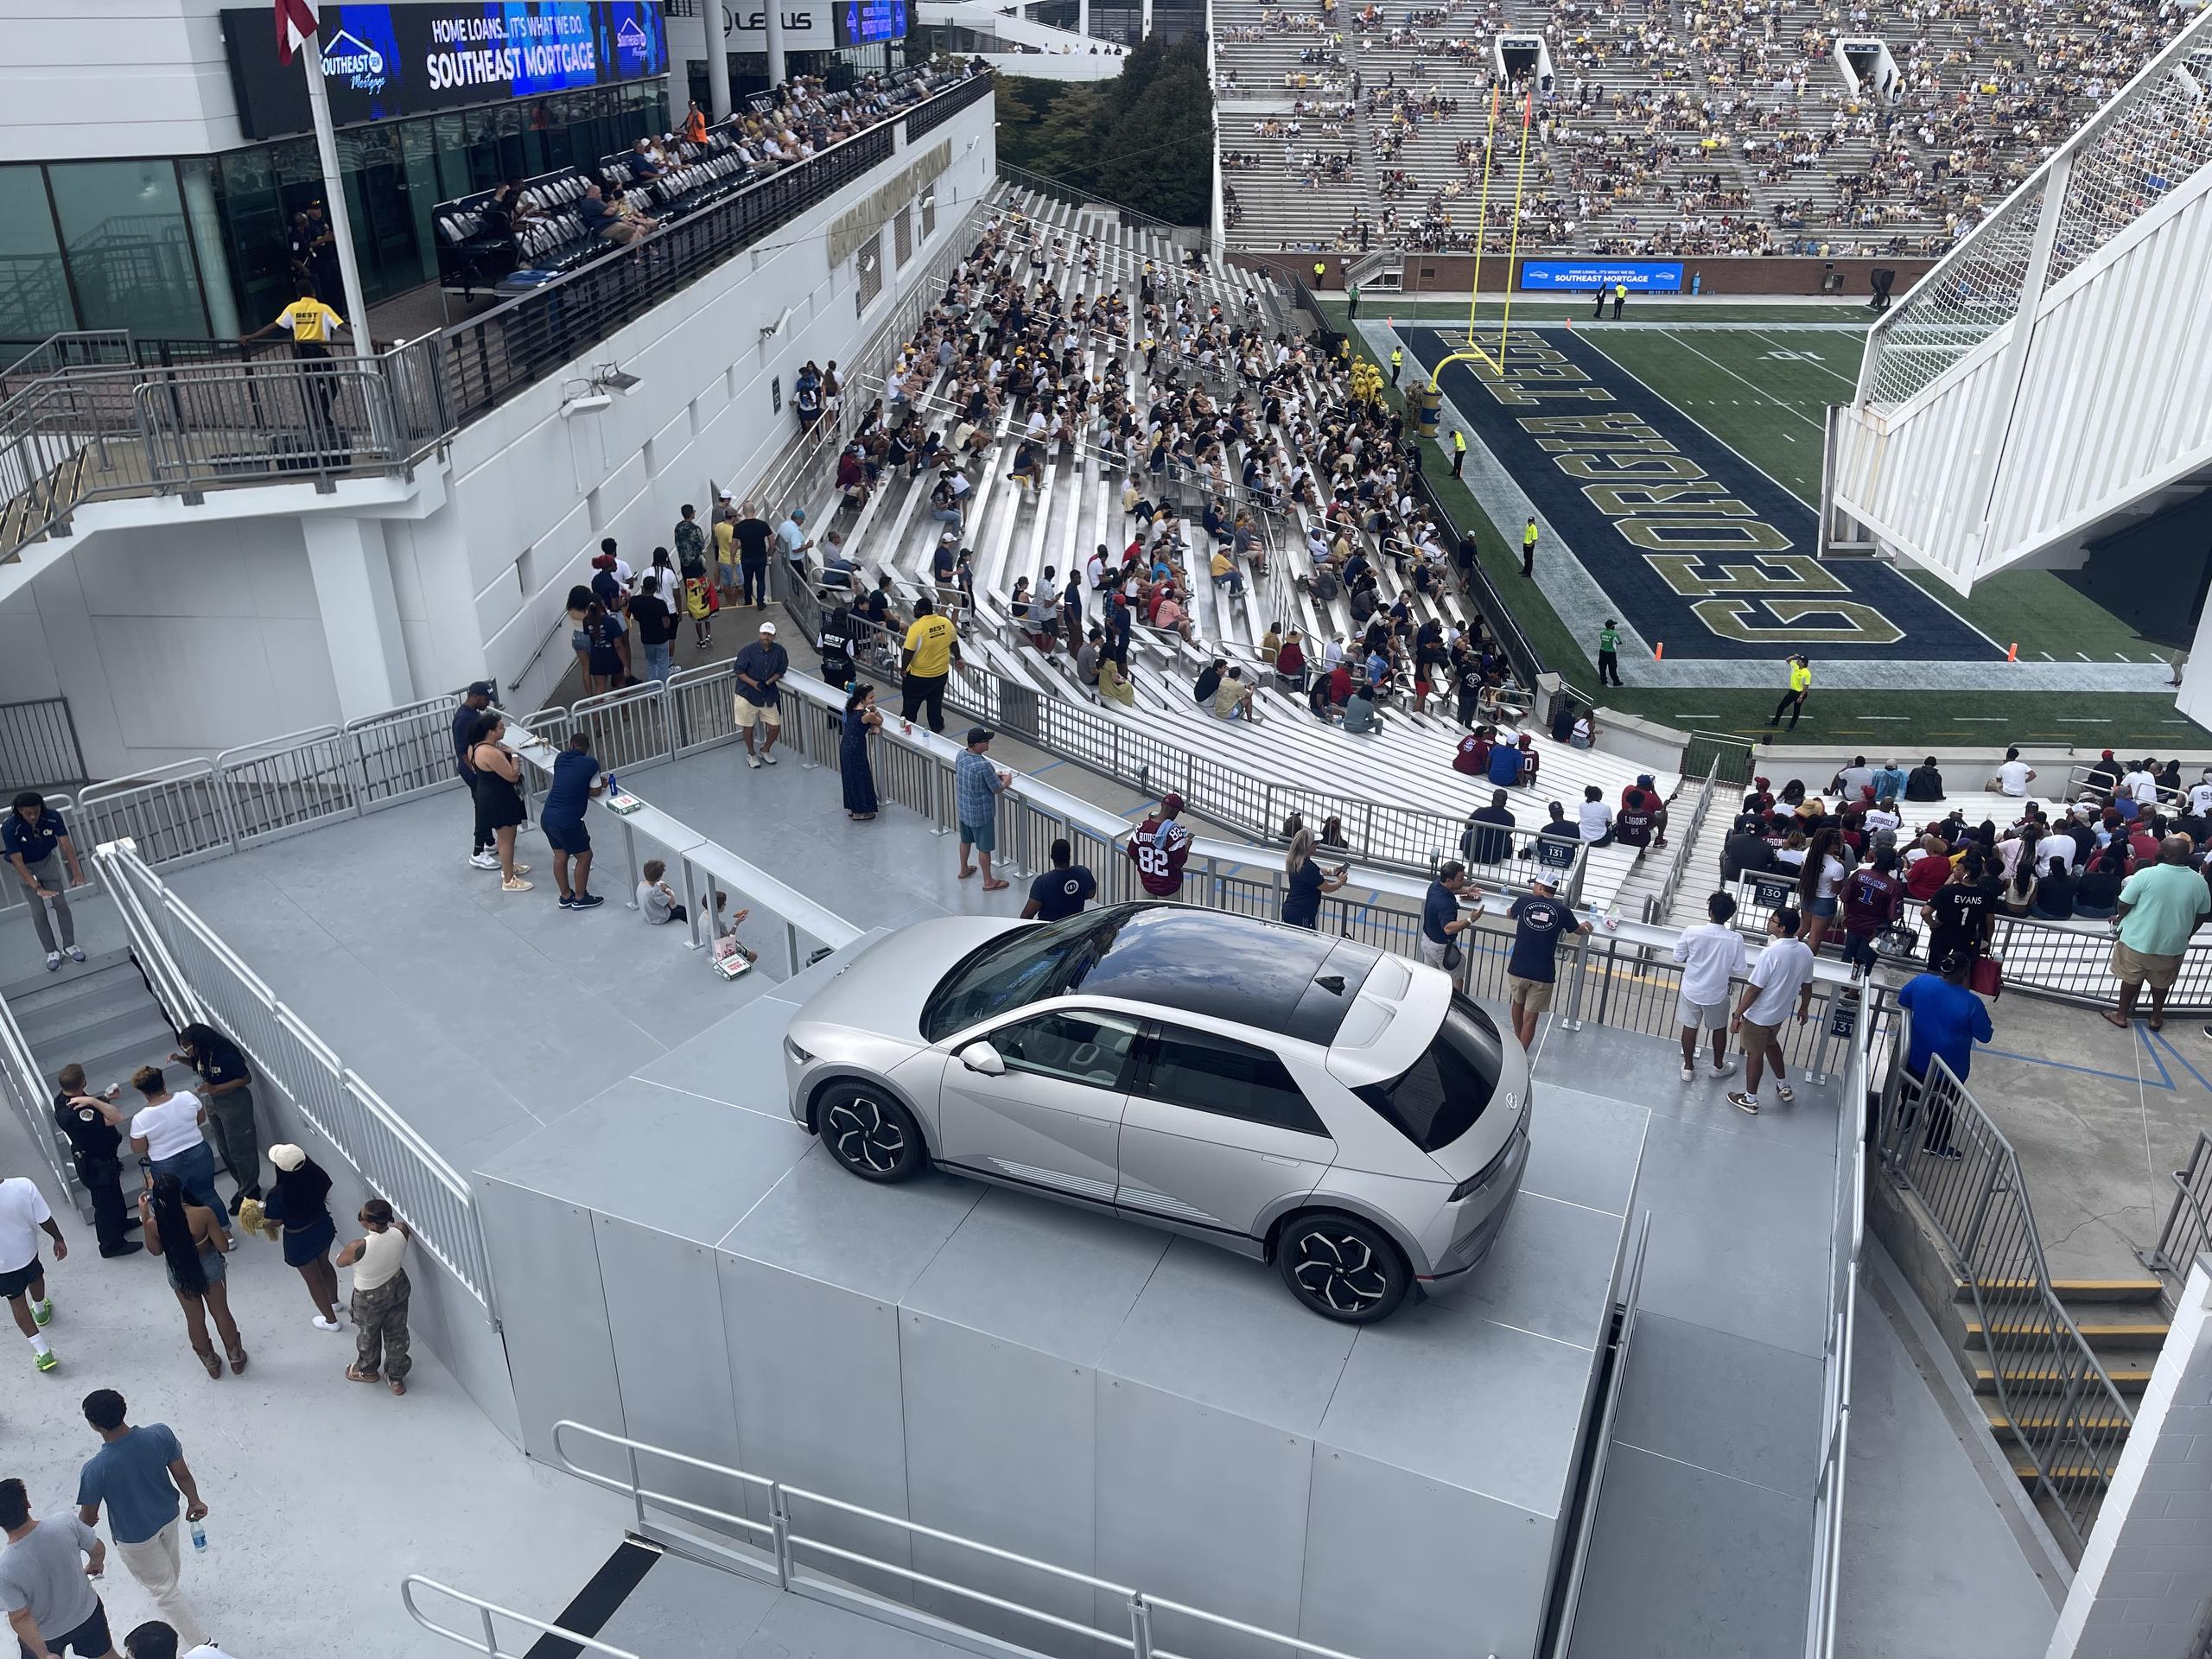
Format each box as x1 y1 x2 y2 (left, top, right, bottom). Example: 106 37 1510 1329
1277 1211 1408 1323
816 1082 925 1182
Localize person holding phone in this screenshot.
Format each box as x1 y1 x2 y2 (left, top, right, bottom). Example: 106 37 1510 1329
1281 830 1350 930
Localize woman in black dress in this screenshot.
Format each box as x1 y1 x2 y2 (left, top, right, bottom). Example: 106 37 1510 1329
467 713 531 890
840 682 882 821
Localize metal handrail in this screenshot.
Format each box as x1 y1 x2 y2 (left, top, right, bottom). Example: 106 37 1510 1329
2141 1128 2212 1288
547 1420 1376 1659
0 986 79 1205
1873 1028 2133 1554
403 1578 641 1659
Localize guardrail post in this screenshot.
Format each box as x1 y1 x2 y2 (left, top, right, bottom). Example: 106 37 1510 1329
626 1443 645 1535
479 1602 499 1659
1560 929 1592 1031
769 1482 793 1590
1127 1593 1154 1659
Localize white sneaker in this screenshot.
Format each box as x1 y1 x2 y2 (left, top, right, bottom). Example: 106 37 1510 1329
1710 1057 1735 1077
1679 1061 1694 1082
759 751 779 766
312 1315 342 1332
470 852 500 869
745 753 761 770
64 946 85 962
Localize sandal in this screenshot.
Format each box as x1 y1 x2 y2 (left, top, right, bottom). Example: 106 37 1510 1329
195 1347 221 1379
346 1364 379 1384
227 1344 249 1375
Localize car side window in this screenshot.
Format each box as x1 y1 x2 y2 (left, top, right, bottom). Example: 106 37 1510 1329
1139 1024 1330 1137
987 1011 1141 1090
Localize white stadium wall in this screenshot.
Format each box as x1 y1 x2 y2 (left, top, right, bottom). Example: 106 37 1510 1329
0 95 998 776
0 0 253 162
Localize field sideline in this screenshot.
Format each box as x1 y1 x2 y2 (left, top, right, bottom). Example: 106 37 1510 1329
1313 298 2207 749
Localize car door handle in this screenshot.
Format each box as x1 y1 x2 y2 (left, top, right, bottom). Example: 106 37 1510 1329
1080 1116 1115 1128
1262 1154 1300 1166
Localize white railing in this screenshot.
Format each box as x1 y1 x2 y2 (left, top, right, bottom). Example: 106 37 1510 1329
0 988 78 1206
404 1579 640 1659
91 838 496 1318
544 1420 1407 1659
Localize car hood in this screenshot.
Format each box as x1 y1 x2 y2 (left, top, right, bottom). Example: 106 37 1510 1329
788 913 1029 1043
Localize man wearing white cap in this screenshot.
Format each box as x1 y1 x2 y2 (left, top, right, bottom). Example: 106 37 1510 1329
731 622 788 769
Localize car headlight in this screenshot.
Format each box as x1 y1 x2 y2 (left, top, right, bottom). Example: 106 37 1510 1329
784 1035 814 1065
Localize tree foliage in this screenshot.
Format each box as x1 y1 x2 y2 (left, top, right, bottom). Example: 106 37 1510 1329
990 31 1214 226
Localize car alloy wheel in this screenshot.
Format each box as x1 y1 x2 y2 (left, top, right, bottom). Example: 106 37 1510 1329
817 1083 925 1181
1279 1212 1408 1322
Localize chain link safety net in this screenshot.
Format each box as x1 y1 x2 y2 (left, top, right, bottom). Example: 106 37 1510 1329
1864 177 2044 407
2046 40 2212 288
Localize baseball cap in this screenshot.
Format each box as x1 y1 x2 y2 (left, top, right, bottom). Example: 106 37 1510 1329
966 727 992 746
759 621 777 635
1160 791 1185 815
1754 774 1771 788
466 679 496 698
718 489 733 499
791 506 806 520
1636 773 1654 788
269 1144 307 1172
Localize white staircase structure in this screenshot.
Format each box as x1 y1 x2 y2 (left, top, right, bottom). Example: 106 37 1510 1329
916 2 1130 77
1822 10 2212 601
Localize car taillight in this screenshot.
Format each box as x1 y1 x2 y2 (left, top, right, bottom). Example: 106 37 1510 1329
1449 1125 1522 1202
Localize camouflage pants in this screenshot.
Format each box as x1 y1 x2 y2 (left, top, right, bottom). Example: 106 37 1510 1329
351 1268 411 1382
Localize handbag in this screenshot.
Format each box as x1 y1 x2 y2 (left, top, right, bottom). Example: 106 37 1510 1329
1871 921 1920 960
1441 942 1465 972
1969 956 2004 999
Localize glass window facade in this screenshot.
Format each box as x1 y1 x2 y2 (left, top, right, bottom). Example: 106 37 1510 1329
0 79 668 345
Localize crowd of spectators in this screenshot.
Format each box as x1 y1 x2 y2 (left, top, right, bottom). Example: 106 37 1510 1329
1212 0 2195 258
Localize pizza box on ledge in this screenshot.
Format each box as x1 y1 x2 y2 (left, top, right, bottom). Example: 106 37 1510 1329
602 776 645 816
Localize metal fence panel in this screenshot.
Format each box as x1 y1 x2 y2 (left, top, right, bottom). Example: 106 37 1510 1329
217 728 359 845
349 698 467 808
77 766 236 867
0 697 86 791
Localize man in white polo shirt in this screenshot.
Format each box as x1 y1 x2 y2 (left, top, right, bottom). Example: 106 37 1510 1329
1673 891 1750 1082
124 1070 231 1253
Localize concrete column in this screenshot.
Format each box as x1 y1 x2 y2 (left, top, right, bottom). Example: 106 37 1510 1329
1078 0 1089 36
704 1 734 120
303 515 414 722
1141 0 1151 35
2175 598 2212 729
765 4 787 90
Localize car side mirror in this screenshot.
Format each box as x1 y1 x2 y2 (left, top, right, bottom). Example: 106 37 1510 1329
959 1041 1006 1077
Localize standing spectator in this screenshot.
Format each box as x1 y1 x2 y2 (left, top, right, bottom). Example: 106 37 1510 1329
451 683 498 870
1280 830 1348 929
1 1478 116 1659
630 575 677 684
6 793 88 973
124 1071 229 1250
74 1391 208 1647
258 1146 341 1332
465 715 531 892
1897 948 1994 1159
774 506 812 600
1520 518 1537 578
1022 840 1098 922
1726 908 1816 1115
731 622 788 768
732 503 773 609
955 730 1012 892
1923 857 1995 975
899 597 962 734
1838 849 1904 977
337 1198 413 1395
2103 835 2211 1031
168 1027 257 1216
1128 794 1194 899
50 1068 136 1260
1673 892 1748 1080
1767 654 1813 732
1505 875 1591 1051
1796 828 1847 957
138 1173 245 1379
539 732 605 910
1 1175 66 1374
1418 861 1478 971
1596 619 1624 688
839 683 882 822
674 504 707 588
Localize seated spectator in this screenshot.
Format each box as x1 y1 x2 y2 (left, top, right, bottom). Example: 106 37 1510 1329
1460 791 1516 865
1211 547 1246 597
1342 685 1379 734
1721 814 1774 882
2029 855 2079 921
1193 659 1224 706
1213 668 1258 722
637 859 687 925
1453 726 1495 778
1904 755 1945 801
1577 785 1614 846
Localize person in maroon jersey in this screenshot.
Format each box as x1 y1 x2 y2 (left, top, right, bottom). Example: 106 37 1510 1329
1127 792 1194 898
1839 848 1905 978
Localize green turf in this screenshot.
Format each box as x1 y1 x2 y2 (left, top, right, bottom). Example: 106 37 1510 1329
1313 300 2212 747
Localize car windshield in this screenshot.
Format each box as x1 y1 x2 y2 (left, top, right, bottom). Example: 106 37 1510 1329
1354 996 1506 1153
920 912 1122 1041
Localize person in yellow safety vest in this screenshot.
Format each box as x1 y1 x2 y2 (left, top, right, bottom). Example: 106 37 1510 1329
1313 260 1326 287
1521 516 1538 577
1389 345 1403 386
241 281 352 449
1452 429 1467 478
1611 281 1627 319
1768 653 1813 731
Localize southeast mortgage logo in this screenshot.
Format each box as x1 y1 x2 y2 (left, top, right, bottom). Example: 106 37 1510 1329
321 28 388 92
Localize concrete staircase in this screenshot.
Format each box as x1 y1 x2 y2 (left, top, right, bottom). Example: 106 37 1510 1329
4 945 178 1109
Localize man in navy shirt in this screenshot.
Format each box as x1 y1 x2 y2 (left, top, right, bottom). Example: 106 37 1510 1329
1897 947 1993 1159
1419 861 1480 971
6 792 87 972
1504 875 1592 1051
731 623 789 768
1020 840 1097 922
539 732 606 911
452 683 496 869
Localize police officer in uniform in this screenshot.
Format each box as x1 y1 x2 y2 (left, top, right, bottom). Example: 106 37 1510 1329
51 1065 138 1258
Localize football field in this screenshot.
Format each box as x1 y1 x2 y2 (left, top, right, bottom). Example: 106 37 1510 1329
1317 299 2204 748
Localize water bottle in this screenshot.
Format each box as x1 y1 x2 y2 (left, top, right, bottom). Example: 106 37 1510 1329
190 1520 207 1552
605 772 618 801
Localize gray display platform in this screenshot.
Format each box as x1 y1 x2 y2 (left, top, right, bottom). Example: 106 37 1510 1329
477 950 1648 1659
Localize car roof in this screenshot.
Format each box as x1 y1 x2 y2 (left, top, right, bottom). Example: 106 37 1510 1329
1063 905 1383 1045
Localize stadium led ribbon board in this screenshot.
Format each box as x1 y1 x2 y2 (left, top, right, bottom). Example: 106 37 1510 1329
1406 327 1998 663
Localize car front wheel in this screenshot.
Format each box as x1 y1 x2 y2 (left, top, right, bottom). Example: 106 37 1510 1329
815 1082 926 1182
1277 1211 1409 1323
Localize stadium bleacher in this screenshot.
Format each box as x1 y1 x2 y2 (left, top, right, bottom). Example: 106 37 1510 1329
1212 0 2195 257
764 182 1684 919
